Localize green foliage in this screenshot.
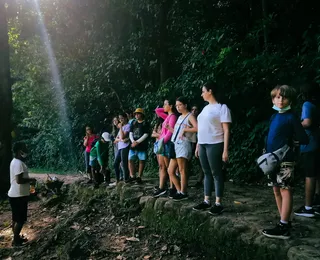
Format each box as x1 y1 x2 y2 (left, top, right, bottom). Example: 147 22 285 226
7 0 320 181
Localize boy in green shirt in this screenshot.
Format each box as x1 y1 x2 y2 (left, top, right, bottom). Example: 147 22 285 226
89 132 112 187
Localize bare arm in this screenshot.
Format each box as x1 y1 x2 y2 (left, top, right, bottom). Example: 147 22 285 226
222 123 230 162
16 173 36 185
183 115 198 133
301 118 312 128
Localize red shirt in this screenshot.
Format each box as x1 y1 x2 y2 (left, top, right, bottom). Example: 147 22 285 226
84 135 98 152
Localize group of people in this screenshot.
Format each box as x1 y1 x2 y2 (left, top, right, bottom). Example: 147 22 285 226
82 81 320 240
83 108 151 187
7 82 320 248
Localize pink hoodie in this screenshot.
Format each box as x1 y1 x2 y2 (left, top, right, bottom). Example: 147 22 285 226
155 108 177 144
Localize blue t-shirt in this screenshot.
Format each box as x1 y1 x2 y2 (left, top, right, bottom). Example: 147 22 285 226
300 101 320 153
266 111 308 161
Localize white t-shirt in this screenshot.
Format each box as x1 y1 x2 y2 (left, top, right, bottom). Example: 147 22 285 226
197 104 232 144
8 158 30 197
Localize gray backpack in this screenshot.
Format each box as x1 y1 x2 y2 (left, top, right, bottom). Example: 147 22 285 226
257 144 290 175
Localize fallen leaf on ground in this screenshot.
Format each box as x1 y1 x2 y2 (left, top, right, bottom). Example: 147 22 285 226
143 255 151 259
161 245 168 251
137 226 145 229
126 237 140 242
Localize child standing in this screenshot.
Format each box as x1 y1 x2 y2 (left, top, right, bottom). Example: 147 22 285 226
294 83 320 217
262 85 308 239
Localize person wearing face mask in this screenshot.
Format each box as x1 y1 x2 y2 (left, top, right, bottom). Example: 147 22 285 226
8 142 36 247
261 85 308 240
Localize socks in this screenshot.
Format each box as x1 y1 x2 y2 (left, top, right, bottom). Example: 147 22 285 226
215 202 221 206
204 200 210 205
280 220 288 225
305 206 312 210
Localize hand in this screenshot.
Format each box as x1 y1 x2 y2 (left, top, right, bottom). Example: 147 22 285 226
131 141 138 147
195 148 199 158
222 151 228 163
118 122 123 128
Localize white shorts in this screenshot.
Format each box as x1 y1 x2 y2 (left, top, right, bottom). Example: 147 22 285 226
174 140 192 160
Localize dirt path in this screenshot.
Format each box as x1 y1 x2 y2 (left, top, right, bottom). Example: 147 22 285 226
29 173 85 184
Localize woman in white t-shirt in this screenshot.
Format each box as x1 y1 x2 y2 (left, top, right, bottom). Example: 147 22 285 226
8 142 36 247
167 97 198 201
192 82 232 215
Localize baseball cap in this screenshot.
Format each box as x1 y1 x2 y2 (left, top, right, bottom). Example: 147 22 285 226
101 132 111 142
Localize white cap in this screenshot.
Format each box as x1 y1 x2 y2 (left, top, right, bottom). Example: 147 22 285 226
101 132 111 142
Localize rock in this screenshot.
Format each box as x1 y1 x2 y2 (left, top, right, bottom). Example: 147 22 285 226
154 198 168 211
287 245 320 260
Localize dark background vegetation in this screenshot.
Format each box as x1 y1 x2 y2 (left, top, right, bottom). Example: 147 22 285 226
2 0 320 182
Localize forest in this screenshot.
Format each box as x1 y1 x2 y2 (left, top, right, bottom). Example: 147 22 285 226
1 0 320 193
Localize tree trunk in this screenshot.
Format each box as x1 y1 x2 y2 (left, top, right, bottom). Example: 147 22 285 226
261 0 268 51
0 1 13 195
159 0 171 84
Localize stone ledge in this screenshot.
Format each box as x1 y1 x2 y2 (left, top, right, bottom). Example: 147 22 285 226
116 181 320 260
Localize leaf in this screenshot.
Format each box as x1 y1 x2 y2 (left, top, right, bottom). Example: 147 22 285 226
143 255 151 259
126 237 140 242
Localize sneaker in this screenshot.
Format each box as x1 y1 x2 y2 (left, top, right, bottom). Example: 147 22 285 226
294 206 315 218
172 193 188 201
208 204 224 215
153 189 167 198
262 222 290 239
168 188 177 199
136 177 142 184
12 238 26 247
154 186 160 192
125 177 136 183
193 201 211 211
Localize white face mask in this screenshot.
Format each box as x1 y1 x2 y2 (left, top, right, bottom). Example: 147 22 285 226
20 151 28 158
272 105 291 113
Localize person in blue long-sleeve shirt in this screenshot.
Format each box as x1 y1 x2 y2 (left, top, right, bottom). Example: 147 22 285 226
262 85 308 240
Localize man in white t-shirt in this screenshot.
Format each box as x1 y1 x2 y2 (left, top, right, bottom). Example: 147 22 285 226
8 142 36 247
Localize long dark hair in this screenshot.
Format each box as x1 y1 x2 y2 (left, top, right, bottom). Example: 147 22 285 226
203 81 225 104
155 116 164 130
166 98 178 115
111 116 118 136
176 96 190 111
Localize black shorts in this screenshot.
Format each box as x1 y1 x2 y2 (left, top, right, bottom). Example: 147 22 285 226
301 151 320 178
9 196 29 223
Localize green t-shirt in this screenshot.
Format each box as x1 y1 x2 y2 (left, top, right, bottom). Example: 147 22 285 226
90 141 109 166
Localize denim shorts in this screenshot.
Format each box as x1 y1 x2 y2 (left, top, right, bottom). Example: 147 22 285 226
129 149 147 161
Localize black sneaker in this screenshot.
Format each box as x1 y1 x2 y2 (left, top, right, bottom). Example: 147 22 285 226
193 201 211 211
294 206 315 218
168 188 177 199
208 204 224 215
153 189 167 198
136 177 142 184
262 222 290 239
12 238 26 247
125 177 136 183
172 193 188 201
